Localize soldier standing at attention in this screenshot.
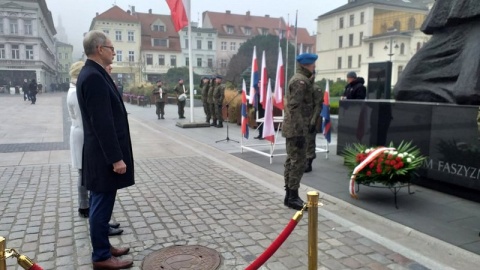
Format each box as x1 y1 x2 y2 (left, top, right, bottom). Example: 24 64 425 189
207 77 217 126
200 77 211 124
174 78 187 119
282 53 317 210
152 80 167 119
213 75 225 128
305 79 323 173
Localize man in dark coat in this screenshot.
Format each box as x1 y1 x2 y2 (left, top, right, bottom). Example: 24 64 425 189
342 72 366 100
29 79 38 104
76 30 134 269
22 79 30 101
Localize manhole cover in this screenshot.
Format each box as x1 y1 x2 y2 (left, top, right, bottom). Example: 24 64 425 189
142 245 222 270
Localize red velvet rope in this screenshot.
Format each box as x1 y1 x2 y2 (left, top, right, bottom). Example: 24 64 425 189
245 219 299 270
29 264 43 270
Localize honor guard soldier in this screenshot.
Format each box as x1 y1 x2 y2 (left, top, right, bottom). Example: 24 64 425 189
213 75 225 128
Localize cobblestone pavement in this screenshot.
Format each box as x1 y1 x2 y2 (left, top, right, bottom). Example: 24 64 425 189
0 94 442 269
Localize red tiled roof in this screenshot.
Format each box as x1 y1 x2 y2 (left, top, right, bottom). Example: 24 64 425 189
296 27 315 45
95 6 139 23
134 12 181 52
203 11 286 38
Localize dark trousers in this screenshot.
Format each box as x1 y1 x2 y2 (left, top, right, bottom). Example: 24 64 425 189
257 105 265 136
177 100 185 117
24 91 30 100
89 190 117 262
155 101 165 116
30 94 37 104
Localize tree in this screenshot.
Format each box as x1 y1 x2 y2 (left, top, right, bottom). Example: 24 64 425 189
162 67 202 90
225 35 296 86
315 78 347 97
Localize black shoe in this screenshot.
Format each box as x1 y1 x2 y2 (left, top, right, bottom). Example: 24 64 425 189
211 120 217 127
78 208 89 218
108 227 123 236
157 115 160 119
161 115 165 119
305 158 313 173
109 222 120 229
254 135 264 140
287 189 306 210
216 123 223 128
180 116 186 119
284 186 290 206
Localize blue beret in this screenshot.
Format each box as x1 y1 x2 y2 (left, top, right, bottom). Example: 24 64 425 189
296 53 318 65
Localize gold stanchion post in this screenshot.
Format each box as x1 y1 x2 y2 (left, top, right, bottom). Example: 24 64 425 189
0 236 6 270
307 191 319 270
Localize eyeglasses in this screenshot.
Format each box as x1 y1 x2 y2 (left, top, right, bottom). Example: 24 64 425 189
101 45 115 52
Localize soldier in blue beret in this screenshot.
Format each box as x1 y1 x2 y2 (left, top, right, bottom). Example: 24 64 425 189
282 52 318 210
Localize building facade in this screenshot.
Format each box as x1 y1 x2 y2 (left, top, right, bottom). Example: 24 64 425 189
55 41 73 89
179 24 217 77
315 0 432 88
0 0 56 91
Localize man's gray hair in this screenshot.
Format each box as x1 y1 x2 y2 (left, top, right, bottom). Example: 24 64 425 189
83 30 107 56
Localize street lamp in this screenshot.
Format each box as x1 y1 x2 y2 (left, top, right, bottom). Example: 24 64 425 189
384 29 399 62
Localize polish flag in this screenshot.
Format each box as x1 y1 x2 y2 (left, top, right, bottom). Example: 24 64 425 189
259 51 268 109
248 46 259 108
320 81 331 143
166 0 189 32
241 79 249 139
263 79 275 143
273 47 284 110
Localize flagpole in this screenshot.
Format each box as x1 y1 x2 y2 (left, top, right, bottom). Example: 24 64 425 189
285 14 289 90
293 10 298 72
187 0 194 123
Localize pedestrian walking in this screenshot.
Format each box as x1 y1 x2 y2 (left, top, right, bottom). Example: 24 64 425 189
76 30 134 269
22 79 30 101
29 79 37 104
282 53 316 210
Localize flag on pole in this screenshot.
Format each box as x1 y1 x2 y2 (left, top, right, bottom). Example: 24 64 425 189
320 81 331 143
166 0 188 32
273 47 284 110
294 10 298 38
259 51 268 109
263 79 275 143
241 79 249 139
248 46 259 109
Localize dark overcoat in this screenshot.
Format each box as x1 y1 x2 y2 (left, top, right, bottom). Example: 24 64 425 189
76 59 135 192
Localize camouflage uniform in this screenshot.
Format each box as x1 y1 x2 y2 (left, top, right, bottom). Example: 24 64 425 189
201 81 211 123
213 82 225 127
152 85 168 119
207 80 216 126
305 84 324 171
282 65 314 191
174 83 186 118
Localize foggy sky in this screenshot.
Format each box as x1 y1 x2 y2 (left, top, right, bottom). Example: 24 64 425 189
45 0 346 58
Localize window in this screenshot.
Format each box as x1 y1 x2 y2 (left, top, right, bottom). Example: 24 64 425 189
116 50 122 61
185 57 189 66
349 34 354 47
153 38 167 47
170 55 176 67
245 27 251 36
360 12 365 24
220 59 227 68
10 19 18 34
185 38 189 49
24 20 32 35
358 54 361 68
64 53 68 59
221 41 227 50
146 54 153 65
349 14 354 27
103 29 109 34
230 42 236 51
398 65 404 79
158 55 165 65
359 32 363 44
153 25 165 32
408 17 416 30
227 26 234 34
0 20 3 34
369 43 374 57
0 45 5 59
338 36 343 48
128 51 134 62
65 63 68 71
339 17 344 29
197 40 202 49
197 58 202 67
348 56 352 68
337 57 342 69
11 45 19 59
115 30 122 41
208 58 213 68
26 45 34 60
393 21 401 31
208 41 213 50
400 43 405 55
128 31 134 42
58 53 62 59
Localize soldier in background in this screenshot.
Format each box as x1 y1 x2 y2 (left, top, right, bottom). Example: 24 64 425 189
174 78 187 119
213 75 225 128
207 77 217 127
305 78 323 173
200 77 211 124
282 53 317 210
152 80 167 119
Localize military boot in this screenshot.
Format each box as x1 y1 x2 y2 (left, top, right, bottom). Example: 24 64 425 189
161 114 165 119
287 189 305 210
211 120 217 127
157 114 160 119
304 158 313 173
216 121 223 128
284 186 290 206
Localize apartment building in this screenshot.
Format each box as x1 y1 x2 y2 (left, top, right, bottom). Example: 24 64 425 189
178 24 217 77
316 0 432 86
55 41 73 85
0 0 56 89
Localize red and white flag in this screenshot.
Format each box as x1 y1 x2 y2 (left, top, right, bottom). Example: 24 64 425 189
259 51 268 109
241 79 249 139
263 79 275 143
166 0 189 32
248 46 259 108
273 47 284 110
